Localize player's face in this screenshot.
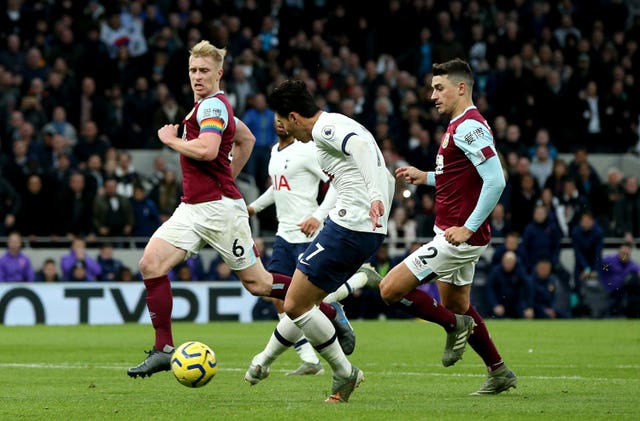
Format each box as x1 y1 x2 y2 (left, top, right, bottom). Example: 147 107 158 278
273 114 288 137
189 56 221 100
430 75 460 117
275 112 309 142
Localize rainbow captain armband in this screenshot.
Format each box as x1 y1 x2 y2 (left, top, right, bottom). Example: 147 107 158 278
200 117 225 135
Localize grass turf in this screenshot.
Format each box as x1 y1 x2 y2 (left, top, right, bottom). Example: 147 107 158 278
0 319 638 420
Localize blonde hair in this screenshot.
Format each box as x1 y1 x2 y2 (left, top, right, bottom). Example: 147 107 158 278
189 40 226 69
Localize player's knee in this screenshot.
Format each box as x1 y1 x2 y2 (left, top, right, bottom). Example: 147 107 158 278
138 254 157 278
379 279 401 305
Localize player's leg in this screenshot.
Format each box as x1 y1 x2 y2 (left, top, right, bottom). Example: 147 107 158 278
438 272 517 394
324 263 381 303
245 297 323 384
284 270 362 403
128 207 196 378
379 237 475 367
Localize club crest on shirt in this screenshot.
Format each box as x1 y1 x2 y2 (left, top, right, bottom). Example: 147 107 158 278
321 125 335 140
338 209 346 217
442 133 450 148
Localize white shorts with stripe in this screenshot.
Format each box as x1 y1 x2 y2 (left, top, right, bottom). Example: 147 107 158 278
151 197 257 271
403 227 488 286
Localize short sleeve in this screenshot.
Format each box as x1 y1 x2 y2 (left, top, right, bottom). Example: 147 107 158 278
453 119 497 166
197 97 228 135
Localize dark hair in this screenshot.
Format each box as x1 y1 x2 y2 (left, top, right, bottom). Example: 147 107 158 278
267 80 320 118
432 58 473 86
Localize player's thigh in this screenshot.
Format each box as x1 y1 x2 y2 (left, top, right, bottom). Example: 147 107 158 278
404 234 485 285
437 281 471 313
268 236 307 276
193 198 257 271
139 237 188 277
379 262 420 302
297 219 384 294
284 268 328 318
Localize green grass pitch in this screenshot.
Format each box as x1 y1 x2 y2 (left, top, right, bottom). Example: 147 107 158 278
1 319 638 420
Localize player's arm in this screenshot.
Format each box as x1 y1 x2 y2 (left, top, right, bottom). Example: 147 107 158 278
395 166 435 186
312 183 337 222
158 125 221 161
248 186 275 217
456 124 506 234
231 117 256 178
345 134 389 229
158 97 228 161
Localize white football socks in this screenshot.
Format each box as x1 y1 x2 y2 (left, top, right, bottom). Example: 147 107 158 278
292 305 351 378
324 272 367 303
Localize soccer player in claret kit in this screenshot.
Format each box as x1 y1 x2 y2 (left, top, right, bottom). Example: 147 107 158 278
244 116 381 382
379 58 518 395
127 41 356 380
266 79 395 402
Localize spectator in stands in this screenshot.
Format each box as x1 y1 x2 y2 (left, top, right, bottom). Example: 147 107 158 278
531 259 558 319
152 84 187 137
485 251 534 319
96 242 124 282
114 151 144 198
529 144 554 190
2 139 34 197
612 175 640 244
577 81 604 151
34 258 60 282
537 186 567 235
93 177 134 240
0 172 21 236
600 243 640 317
521 205 562 272
510 173 539 234
118 266 136 282
488 202 510 239
544 158 569 198
123 76 156 148
149 168 181 223
387 205 417 256
603 167 625 234
567 146 601 185
571 211 604 293
54 171 95 239
242 93 277 192
130 183 161 241
207 256 238 281
73 120 110 164
41 106 78 146
558 178 590 234
83 153 105 197
490 231 527 269
61 237 101 281
16 174 52 240
527 127 558 161
0 232 35 282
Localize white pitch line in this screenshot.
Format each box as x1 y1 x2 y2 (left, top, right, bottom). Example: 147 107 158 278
0 363 637 382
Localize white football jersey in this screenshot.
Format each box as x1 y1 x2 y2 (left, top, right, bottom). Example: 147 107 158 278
250 140 332 243
311 112 395 234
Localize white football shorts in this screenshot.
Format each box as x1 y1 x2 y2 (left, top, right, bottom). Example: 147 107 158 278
152 196 257 271
403 227 488 286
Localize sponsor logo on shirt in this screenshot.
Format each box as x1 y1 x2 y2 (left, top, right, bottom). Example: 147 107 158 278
464 127 484 145
338 209 346 217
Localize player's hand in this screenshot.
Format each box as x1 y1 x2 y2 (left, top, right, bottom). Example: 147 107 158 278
370 200 385 231
158 124 179 145
395 166 427 185
444 226 473 246
298 217 321 237
247 206 256 217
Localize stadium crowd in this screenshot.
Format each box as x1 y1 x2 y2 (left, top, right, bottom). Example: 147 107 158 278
1 0 640 318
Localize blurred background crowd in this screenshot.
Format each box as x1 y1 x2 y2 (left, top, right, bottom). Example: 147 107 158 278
1 0 640 319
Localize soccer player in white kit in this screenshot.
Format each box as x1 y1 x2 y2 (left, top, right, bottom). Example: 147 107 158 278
245 116 381 381
266 80 395 403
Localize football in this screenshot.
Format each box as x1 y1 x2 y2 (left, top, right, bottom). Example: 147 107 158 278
171 341 218 388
